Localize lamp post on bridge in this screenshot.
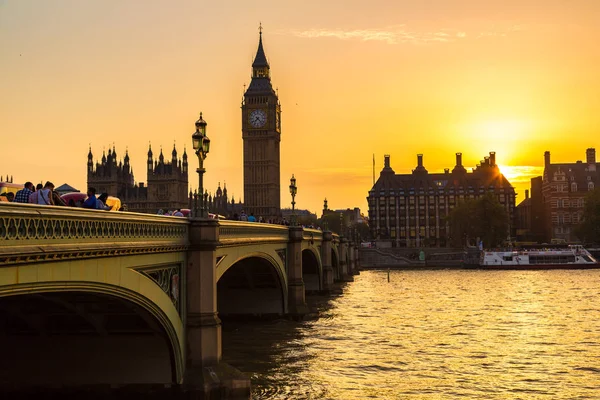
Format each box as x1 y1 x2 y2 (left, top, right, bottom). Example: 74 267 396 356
192 112 210 218
322 198 328 231
339 212 344 237
289 174 297 226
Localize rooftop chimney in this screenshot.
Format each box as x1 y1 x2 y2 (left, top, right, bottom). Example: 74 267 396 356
525 189 529 199
484 156 490 165
444 168 449 174
456 152 462 166
544 151 551 167
587 148 596 164
417 154 423 167
489 151 496 166
384 154 391 169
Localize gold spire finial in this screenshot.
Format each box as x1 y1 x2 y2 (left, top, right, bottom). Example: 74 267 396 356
259 22 262 35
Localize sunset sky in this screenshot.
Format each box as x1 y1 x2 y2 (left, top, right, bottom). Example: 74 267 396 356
1 0 599 214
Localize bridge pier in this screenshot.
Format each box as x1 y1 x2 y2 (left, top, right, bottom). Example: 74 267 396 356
354 246 361 272
339 238 354 282
321 231 335 292
349 244 359 275
184 218 250 397
287 226 309 317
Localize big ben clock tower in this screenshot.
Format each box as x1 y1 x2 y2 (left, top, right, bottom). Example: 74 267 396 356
242 27 282 220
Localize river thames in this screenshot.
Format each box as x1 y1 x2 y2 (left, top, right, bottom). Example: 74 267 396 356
222 269 600 399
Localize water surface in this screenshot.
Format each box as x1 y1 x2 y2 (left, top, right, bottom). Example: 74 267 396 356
223 269 600 399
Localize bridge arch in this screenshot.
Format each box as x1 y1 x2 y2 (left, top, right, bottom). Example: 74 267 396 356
302 247 322 292
0 281 184 385
216 251 287 317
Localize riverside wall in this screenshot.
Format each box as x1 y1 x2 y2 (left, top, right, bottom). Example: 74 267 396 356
359 247 465 269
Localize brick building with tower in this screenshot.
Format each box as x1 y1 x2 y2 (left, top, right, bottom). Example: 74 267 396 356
540 148 599 243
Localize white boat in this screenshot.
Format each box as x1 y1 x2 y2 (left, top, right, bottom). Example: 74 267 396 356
476 245 599 269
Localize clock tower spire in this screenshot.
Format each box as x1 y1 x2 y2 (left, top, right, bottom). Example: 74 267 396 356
242 26 282 220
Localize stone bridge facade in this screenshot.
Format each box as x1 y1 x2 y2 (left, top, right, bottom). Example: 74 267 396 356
0 203 359 396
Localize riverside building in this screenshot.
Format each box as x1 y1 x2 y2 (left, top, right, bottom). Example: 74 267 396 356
541 148 599 243
368 152 516 247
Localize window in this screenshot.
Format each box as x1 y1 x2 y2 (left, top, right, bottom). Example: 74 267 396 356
571 182 577 192
589 182 595 191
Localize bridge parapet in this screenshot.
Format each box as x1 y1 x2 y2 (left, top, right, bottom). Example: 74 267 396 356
0 203 189 266
302 228 322 244
218 220 289 246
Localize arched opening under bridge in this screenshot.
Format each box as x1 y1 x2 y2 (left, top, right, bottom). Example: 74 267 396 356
0 291 177 386
217 256 285 317
302 249 321 292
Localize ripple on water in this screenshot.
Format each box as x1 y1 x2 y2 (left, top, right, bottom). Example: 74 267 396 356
222 269 600 399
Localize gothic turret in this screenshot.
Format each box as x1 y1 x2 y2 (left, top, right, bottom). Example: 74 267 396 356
253 25 269 77
147 144 153 170
88 146 93 172
172 144 177 164
246 26 275 95
182 147 188 173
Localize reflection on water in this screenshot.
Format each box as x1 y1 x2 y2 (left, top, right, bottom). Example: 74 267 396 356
222 270 600 399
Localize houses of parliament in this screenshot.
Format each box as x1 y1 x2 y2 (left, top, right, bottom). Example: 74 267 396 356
87 29 280 218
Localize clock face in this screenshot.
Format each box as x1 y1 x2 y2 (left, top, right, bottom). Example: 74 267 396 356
249 109 267 128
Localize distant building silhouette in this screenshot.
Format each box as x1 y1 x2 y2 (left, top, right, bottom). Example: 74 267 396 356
515 177 544 243
87 144 188 214
368 152 516 247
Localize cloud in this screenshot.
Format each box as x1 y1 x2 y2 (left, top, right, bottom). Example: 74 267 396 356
285 26 467 45
282 24 523 45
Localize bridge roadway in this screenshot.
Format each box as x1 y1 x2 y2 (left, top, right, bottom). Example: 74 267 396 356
0 202 359 397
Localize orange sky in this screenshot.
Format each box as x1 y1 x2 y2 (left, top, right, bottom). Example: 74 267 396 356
1 0 599 214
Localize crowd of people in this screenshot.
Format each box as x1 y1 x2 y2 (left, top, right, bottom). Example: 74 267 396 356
229 210 321 229
1 182 117 211
3 184 322 229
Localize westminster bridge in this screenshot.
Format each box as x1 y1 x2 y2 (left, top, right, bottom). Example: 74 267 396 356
0 202 359 396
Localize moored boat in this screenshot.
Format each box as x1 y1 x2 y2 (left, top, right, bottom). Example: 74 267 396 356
466 245 600 269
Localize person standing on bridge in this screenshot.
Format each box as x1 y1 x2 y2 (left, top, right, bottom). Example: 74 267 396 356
248 213 256 222
82 187 97 209
36 181 54 205
14 182 34 203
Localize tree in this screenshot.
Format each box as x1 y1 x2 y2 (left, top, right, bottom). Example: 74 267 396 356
297 213 318 227
448 192 509 248
318 212 343 234
574 188 600 245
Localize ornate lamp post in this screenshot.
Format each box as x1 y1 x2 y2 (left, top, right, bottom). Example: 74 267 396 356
191 112 210 218
289 174 297 226
339 212 344 236
322 198 328 231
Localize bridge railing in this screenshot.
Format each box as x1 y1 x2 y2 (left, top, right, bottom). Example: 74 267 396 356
302 228 323 244
218 220 289 246
0 203 189 266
